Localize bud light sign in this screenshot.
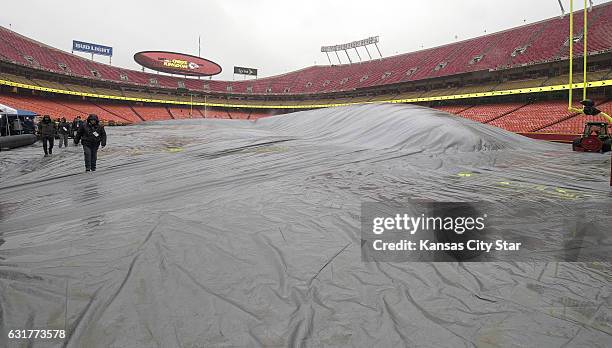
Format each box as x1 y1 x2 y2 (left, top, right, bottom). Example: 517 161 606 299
72 40 113 57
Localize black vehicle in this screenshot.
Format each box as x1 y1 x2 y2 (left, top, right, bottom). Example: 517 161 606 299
572 122 611 153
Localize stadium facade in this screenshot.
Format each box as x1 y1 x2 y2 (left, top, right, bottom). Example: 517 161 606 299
0 2 611 139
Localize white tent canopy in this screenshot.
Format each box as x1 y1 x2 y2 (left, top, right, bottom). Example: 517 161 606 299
0 102 18 115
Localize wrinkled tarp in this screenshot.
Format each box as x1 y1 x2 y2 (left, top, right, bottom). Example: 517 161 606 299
0 104 611 347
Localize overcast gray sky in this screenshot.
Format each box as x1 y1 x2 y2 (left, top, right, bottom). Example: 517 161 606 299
0 0 604 80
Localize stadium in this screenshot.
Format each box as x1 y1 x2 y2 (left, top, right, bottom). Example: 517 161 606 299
0 1 611 347
0 3 612 136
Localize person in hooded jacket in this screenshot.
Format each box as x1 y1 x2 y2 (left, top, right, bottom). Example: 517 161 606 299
23 117 35 134
71 116 83 138
57 117 71 148
37 115 56 156
74 114 107 172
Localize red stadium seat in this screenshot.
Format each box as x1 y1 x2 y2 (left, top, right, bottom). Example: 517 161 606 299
539 101 612 134
488 100 583 133
131 105 172 121
455 103 528 123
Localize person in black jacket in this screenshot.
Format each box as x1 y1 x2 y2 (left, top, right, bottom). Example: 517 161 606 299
23 117 35 134
71 116 83 138
57 117 70 148
74 114 107 172
37 115 56 156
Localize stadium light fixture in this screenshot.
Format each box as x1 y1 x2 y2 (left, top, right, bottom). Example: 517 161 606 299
557 0 565 17
354 47 362 62
321 36 382 65
344 50 352 64
364 45 372 60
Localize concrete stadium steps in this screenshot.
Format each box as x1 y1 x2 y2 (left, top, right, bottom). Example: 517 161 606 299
542 69 611 86
92 87 124 97
494 77 548 91
30 78 65 90
0 72 39 85
63 83 99 94
454 83 500 94
121 90 154 99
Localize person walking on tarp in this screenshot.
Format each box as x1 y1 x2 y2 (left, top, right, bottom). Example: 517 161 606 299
57 117 70 148
23 117 35 134
13 118 23 135
74 114 106 172
71 116 83 138
37 115 56 157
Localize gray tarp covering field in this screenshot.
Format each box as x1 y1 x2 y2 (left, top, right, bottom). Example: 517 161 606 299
0 104 610 347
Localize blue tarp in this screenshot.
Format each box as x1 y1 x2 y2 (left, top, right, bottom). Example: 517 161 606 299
16 109 37 117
